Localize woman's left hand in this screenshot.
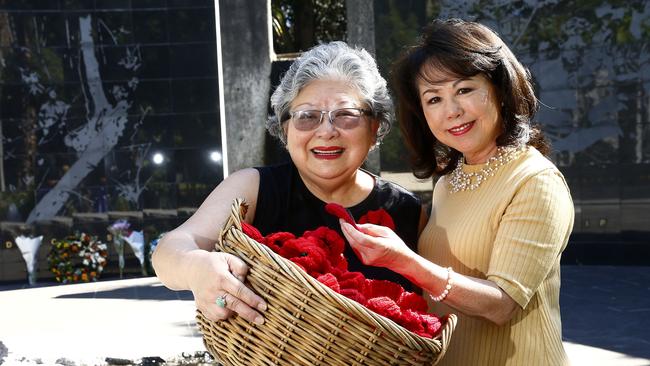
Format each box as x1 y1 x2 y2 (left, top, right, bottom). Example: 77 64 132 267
339 220 416 270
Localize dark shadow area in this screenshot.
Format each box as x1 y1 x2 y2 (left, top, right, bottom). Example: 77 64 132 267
0 280 62 291
562 232 650 265
0 273 153 291
54 283 193 301
561 265 650 360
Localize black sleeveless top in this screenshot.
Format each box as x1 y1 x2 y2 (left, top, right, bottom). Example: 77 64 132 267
253 162 422 290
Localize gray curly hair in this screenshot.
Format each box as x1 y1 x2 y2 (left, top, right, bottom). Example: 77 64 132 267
267 41 393 146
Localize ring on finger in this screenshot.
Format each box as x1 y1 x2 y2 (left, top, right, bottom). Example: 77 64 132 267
215 294 227 308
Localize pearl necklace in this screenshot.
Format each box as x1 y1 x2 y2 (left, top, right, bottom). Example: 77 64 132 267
448 146 525 193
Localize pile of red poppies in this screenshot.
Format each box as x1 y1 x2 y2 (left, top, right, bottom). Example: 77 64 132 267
241 203 444 339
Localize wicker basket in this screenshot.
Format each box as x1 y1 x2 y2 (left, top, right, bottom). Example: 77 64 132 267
196 198 457 366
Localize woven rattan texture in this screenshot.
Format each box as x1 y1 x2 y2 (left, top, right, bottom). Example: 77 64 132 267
196 198 457 366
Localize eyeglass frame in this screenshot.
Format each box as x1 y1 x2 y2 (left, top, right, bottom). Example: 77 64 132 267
285 107 373 131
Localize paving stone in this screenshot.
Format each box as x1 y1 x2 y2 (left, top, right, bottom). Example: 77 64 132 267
0 265 649 366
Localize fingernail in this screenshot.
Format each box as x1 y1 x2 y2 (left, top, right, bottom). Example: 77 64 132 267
258 302 267 312
254 316 264 325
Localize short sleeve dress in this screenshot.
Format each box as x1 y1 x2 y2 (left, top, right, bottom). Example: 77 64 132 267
420 146 574 366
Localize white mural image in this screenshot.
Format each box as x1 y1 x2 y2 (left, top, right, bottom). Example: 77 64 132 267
0 4 225 229
114 143 153 206
38 91 71 144
23 15 147 223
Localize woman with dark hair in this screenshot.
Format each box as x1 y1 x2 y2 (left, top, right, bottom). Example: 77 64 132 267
340 19 573 365
152 41 426 327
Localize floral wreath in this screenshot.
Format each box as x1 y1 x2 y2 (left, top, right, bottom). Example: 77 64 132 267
48 232 109 283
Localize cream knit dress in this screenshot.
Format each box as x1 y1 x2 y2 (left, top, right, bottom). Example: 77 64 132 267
420 146 574 366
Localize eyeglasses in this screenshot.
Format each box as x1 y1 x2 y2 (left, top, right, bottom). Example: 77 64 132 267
288 108 372 131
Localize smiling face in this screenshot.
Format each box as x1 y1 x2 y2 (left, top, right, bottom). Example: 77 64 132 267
284 79 378 188
417 69 502 164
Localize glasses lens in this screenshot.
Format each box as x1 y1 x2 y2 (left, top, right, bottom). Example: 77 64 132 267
292 110 322 131
332 108 364 129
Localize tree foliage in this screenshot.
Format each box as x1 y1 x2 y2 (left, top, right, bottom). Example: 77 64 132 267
272 0 346 54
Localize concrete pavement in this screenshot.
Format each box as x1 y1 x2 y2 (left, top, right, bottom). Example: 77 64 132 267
560 265 650 365
0 265 649 365
0 277 204 365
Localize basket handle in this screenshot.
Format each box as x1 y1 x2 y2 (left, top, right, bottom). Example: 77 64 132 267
434 313 458 364
218 198 247 251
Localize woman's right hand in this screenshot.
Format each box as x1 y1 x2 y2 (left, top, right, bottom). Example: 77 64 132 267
340 221 417 271
187 249 267 325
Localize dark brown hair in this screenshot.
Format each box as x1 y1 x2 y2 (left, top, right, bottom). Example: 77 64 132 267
392 18 549 178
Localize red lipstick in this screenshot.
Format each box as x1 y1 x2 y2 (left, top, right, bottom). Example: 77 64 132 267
448 122 474 136
311 146 344 160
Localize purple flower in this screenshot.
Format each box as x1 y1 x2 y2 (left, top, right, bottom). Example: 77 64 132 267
111 219 131 231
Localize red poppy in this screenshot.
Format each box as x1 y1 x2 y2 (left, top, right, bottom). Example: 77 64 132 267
420 313 443 338
366 296 402 323
265 231 295 253
304 227 345 257
331 255 348 271
363 279 404 302
241 222 265 244
324 203 358 229
397 291 429 313
400 309 426 336
337 271 366 290
317 273 340 293
280 237 331 276
303 227 346 269
358 209 395 230
340 288 367 305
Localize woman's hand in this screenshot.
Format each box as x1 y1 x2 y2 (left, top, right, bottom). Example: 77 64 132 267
339 220 416 270
187 249 267 325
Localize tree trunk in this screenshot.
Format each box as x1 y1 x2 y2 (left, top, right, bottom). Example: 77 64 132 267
293 1 315 51
346 0 380 174
217 0 272 174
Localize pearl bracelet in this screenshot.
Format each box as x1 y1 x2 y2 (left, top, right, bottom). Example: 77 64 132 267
429 267 453 302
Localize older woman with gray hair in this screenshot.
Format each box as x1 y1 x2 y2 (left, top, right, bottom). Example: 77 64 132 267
153 41 426 325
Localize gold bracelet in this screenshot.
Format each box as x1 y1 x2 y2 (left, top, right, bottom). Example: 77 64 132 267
429 267 453 302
